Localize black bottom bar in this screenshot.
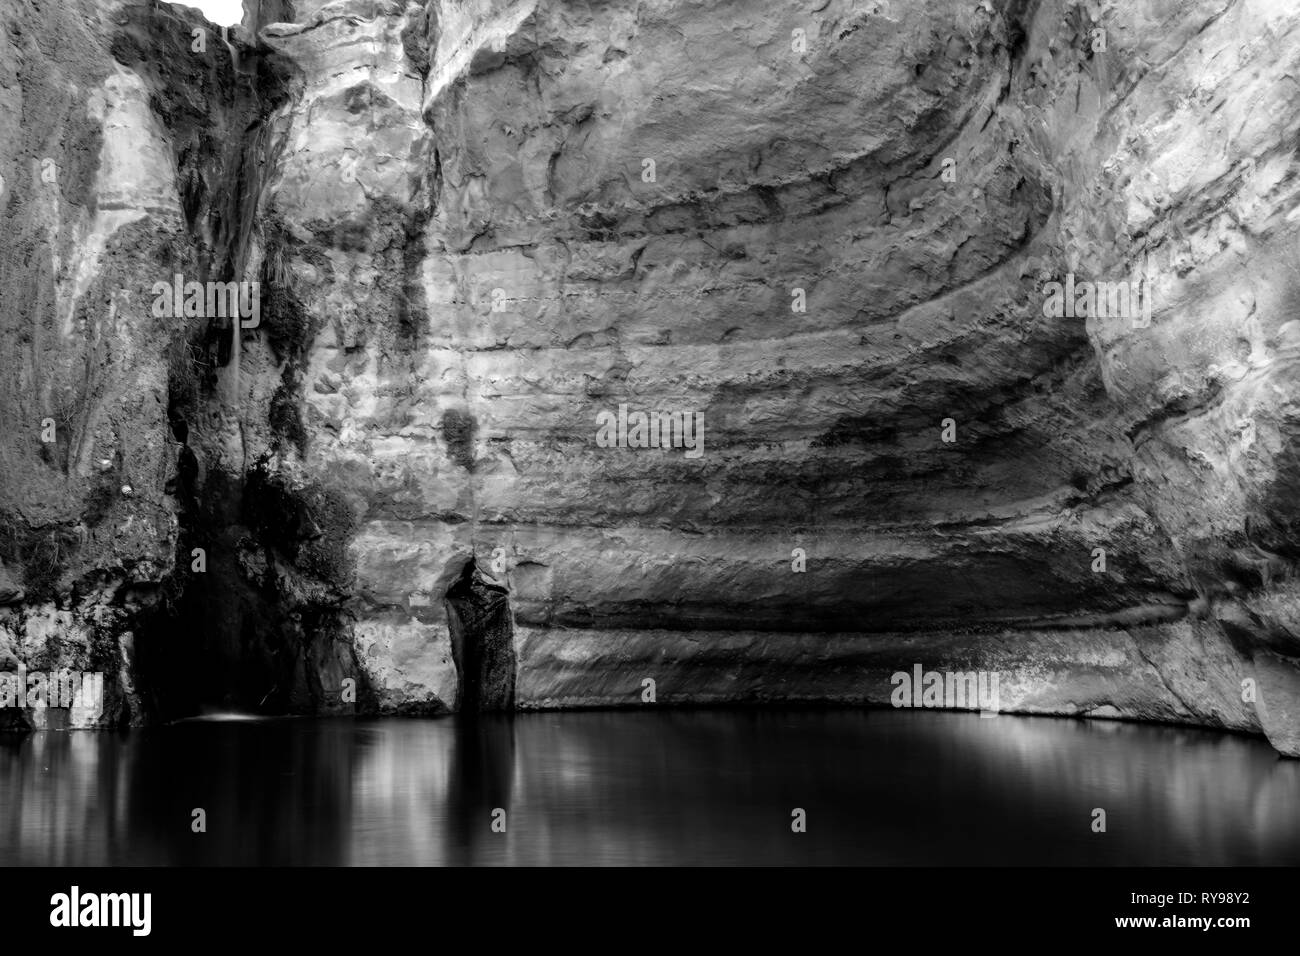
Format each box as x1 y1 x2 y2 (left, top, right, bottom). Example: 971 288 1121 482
1 866 1279 943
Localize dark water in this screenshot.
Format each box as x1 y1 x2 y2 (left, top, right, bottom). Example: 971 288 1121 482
1 709 1297 866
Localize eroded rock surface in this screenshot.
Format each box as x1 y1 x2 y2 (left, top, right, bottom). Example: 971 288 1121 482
0 0 1298 752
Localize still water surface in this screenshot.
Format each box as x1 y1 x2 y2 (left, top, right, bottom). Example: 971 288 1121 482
1 709 1297 865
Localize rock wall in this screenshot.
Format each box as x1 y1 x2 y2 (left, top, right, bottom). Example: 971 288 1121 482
0 0 198 727
0 0 1297 753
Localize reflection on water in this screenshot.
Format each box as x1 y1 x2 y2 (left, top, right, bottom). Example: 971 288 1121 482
1 709 1297 865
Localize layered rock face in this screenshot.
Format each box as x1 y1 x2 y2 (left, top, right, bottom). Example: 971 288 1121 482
1 0 1298 753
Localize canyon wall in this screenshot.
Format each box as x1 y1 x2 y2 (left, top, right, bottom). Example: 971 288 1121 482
1 0 1297 753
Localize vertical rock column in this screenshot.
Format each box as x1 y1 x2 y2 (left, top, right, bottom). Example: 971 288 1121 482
444 561 516 712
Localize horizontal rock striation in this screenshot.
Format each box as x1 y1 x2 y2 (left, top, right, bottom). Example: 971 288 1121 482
0 0 1297 753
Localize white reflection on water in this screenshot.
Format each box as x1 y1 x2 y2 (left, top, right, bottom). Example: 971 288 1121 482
1 710 1298 865
174 712 273 723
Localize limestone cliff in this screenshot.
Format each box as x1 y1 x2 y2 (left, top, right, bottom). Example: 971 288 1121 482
1 0 1298 754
